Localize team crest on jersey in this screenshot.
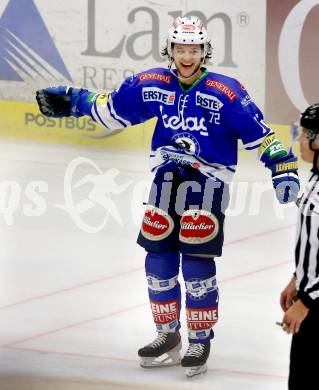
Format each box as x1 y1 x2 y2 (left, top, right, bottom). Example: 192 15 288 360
172 133 200 156
205 79 237 102
139 72 171 84
179 210 219 244
196 92 223 111
142 87 175 105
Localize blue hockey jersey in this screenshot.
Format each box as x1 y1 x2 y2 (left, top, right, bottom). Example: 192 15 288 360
80 67 272 183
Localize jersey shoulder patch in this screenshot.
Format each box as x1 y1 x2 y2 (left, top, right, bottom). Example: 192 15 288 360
203 72 240 103
138 67 173 85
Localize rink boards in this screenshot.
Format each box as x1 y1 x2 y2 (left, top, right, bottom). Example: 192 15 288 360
0 99 154 149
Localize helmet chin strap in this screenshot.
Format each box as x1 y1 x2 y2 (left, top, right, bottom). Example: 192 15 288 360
168 57 205 82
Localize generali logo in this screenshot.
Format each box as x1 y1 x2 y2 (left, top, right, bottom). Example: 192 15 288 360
0 0 72 82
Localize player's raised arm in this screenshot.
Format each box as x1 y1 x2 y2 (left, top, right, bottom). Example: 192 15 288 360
36 75 153 133
229 82 300 204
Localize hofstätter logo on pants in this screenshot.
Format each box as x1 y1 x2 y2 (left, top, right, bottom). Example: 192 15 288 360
0 0 72 82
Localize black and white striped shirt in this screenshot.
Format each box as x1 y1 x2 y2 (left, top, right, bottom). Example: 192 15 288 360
295 168 319 309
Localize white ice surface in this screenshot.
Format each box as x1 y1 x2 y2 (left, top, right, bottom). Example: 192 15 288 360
0 139 308 389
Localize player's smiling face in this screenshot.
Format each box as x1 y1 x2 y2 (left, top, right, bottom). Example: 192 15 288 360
172 44 203 84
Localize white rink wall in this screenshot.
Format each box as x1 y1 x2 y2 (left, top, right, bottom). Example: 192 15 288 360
0 0 266 108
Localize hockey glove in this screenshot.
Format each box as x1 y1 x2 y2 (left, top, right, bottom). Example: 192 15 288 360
269 149 300 204
36 86 87 118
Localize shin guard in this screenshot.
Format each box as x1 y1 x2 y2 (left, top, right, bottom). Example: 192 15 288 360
182 254 219 343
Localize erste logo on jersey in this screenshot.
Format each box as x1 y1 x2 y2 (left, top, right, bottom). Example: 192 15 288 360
205 79 237 102
139 72 171 84
196 92 223 111
142 87 175 105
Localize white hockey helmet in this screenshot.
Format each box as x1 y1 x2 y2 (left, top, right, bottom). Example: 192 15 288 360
167 16 209 57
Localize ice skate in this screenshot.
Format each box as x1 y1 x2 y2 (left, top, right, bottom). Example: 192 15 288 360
138 331 182 368
181 341 210 377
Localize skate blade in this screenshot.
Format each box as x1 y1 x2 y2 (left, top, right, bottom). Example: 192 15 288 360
185 363 207 378
140 342 182 368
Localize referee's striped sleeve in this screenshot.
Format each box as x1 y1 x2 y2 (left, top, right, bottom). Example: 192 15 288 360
295 174 319 309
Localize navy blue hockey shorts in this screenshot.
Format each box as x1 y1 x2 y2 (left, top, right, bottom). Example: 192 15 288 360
137 164 229 256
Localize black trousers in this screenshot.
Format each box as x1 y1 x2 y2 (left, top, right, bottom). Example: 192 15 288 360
289 309 319 390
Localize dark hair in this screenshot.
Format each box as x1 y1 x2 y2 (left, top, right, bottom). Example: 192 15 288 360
161 41 213 64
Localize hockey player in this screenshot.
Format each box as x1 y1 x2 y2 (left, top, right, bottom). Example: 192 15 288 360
279 104 319 390
36 16 300 377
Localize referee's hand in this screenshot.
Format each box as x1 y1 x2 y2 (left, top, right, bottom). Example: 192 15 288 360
281 300 309 334
280 276 297 312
